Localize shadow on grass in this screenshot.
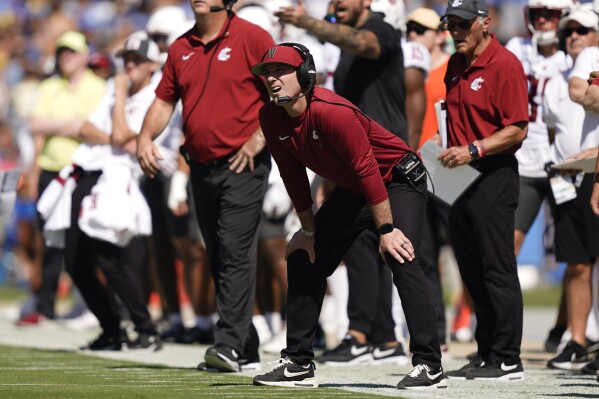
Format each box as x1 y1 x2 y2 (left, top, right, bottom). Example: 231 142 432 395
323 383 395 389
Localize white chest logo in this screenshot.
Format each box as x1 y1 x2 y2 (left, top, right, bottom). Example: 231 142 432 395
451 0 463 6
312 130 319 140
218 47 232 61
182 52 194 61
470 77 485 91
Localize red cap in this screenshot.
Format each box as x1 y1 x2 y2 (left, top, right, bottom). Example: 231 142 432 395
251 45 303 76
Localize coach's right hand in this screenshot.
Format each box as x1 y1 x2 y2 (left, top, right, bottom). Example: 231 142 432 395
137 135 163 178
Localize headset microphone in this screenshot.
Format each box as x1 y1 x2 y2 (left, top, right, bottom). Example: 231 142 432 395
210 6 225 11
277 93 305 104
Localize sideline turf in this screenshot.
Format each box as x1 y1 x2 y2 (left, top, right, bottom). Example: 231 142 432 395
0 345 391 399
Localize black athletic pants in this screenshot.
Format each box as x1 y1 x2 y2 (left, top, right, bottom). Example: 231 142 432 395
449 155 523 364
282 177 441 368
189 150 270 356
36 170 63 319
64 173 155 337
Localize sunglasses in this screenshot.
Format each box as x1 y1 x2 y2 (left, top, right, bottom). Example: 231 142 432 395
564 26 592 37
529 8 561 21
406 21 432 35
149 33 169 43
446 18 476 31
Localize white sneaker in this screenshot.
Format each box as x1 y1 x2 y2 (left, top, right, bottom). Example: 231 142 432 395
63 311 99 331
253 315 273 344
262 330 287 354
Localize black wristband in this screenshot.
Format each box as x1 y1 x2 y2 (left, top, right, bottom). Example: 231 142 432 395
377 223 394 235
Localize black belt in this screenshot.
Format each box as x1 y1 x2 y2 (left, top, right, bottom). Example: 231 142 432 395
197 154 233 167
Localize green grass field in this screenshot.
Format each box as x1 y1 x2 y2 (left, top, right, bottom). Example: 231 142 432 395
0 345 391 399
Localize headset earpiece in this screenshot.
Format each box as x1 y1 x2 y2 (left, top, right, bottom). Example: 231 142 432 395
278 42 316 92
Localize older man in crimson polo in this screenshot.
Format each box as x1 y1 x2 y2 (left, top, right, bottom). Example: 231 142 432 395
137 0 275 372
436 0 529 381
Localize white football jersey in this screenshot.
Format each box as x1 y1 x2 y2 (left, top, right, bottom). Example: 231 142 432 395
506 37 571 177
570 46 599 151
401 40 430 78
543 69 585 164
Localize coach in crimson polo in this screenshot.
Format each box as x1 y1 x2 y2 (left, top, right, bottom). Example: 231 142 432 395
436 0 529 382
137 0 275 373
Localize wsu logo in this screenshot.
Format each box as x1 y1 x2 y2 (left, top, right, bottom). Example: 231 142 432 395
218 47 232 61
451 0 463 6
470 77 485 91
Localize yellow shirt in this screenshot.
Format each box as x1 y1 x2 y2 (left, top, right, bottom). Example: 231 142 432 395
33 70 106 171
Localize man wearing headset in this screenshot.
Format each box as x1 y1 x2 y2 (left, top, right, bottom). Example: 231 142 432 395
250 43 445 391
137 0 274 372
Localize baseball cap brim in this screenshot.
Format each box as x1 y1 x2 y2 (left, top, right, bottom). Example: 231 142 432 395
559 10 599 30
251 45 304 76
408 8 441 30
440 9 481 20
56 31 88 53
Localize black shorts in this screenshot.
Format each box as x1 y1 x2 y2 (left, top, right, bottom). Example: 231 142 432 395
515 176 550 233
549 174 599 264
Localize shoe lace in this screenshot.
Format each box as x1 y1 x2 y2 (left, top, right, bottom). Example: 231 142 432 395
408 364 430 378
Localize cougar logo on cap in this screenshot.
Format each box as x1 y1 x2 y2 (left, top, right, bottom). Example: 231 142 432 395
452 0 463 6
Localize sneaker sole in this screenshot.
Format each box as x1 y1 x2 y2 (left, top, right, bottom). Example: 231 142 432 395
205 353 240 372
372 356 410 366
445 375 467 380
548 361 589 371
239 362 262 372
322 354 373 367
470 372 525 381
123 343 163 352
253 377 318 388
399 379 448 390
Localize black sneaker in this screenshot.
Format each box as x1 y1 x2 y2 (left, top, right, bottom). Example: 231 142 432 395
544 326 566 353
253 358 318 388
445 353 485 379
80 330 128 351
316 334 372 366
548 340 590 370
397 364 448 390
581 356 599 375
129 333 162 351
466 360 524 381
372 342 409 365
204 344 241 372
160 323 186 343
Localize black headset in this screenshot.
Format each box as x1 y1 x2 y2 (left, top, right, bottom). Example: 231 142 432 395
275 42 316 92
222 0 237 10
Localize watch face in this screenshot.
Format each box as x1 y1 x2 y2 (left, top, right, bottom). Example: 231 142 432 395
469 143 479 159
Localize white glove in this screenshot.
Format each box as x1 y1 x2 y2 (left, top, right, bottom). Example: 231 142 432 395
168 170 189 212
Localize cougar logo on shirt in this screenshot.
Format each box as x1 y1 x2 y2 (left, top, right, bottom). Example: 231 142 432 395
451 0 463 6
312 130 320 140
470 77 485 91
218 47 232 61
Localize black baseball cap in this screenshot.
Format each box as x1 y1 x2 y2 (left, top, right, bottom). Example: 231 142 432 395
441 0 489 20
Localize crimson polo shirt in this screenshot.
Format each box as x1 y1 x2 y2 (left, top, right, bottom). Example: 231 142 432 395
444 35 528 153
155 15 274 163
260 87 413 213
